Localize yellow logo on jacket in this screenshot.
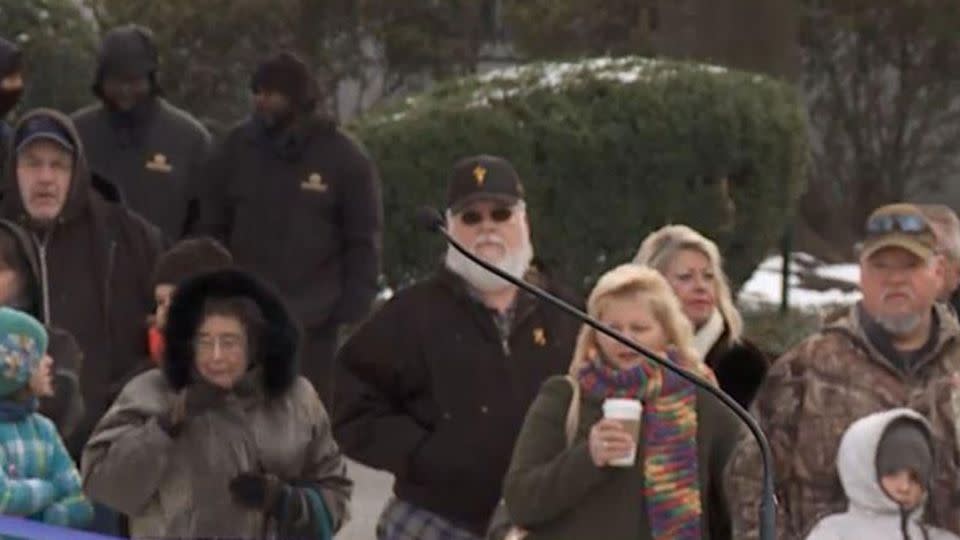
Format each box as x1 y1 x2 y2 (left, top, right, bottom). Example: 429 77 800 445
145 153 173 173
533 328 547 346
302 173 328 193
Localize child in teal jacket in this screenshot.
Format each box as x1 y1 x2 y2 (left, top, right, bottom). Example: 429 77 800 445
0 307 92 528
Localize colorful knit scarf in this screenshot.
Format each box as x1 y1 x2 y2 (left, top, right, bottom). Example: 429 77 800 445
578 352 715 540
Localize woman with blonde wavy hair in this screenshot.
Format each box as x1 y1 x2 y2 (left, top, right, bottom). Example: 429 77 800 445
635 224 768 409
502 264 739 540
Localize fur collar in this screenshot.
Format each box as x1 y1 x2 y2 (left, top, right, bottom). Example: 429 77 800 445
693 309 726 359
163 269 300 396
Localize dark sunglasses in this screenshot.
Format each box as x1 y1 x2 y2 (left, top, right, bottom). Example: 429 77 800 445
460 207 513 226
865 214 930 236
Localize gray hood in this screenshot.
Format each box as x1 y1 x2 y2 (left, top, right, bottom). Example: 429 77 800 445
837 408 931 517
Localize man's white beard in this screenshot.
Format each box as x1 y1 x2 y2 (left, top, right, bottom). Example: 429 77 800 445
445 234 534 292
875 313 924 336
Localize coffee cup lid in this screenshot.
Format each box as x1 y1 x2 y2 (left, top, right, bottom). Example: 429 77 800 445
603 398 642 415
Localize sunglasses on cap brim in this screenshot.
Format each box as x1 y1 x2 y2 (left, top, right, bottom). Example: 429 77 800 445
865 214 930 236
459 207 514 226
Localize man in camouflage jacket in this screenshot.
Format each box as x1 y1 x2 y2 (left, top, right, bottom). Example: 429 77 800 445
725 203 960 539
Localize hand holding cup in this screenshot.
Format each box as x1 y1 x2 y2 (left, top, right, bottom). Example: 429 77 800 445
588 418 636 467
589 398 642 467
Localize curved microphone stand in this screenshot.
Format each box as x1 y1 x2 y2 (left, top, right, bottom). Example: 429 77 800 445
417 207 777 540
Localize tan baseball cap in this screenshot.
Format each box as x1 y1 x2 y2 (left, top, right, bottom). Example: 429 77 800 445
861 203 938 260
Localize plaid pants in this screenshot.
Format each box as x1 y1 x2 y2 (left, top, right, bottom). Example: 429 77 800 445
377 498 482 540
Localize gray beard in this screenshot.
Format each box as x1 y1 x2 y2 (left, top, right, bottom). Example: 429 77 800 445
445 240 534 292
875 313 924 336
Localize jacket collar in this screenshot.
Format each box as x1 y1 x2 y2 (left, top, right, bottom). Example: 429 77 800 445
435 266 546 343
825 302 959 377
241 112 336 160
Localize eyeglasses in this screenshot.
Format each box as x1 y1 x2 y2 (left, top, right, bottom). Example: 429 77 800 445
194 335 246 355
866 214 930 236
459 207 513 226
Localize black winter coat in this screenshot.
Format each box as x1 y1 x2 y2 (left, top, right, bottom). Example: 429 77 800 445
71 97 211 239
194 115 382 330
703 331 769 410
0 121 10 179
0 219 85 446
334 268 582 535
1 109 164 452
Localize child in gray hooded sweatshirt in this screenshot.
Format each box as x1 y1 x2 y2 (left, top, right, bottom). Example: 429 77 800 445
806 408 959 540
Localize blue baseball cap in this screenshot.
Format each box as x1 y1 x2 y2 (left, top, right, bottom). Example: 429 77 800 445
14 115 75 155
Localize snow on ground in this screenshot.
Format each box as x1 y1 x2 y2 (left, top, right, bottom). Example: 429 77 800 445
738 253 861 310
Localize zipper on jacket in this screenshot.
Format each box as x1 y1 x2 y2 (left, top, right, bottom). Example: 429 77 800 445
103 241 116 338
32 231 52 325
501 337 511 356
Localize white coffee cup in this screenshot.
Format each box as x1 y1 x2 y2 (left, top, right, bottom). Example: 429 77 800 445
602 398 643 467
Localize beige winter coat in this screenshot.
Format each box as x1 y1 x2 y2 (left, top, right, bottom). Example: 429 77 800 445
82 368 350 538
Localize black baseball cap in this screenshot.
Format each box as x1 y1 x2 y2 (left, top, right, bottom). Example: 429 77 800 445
446 155 525 213
14 115 75 155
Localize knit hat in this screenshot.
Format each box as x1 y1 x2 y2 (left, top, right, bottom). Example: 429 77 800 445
250 51 318 112
876 417 933 486
0 308 48 397
152 237 233 288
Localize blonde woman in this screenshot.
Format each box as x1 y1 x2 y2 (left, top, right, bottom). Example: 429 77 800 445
635 225 768 409
503 264 739 539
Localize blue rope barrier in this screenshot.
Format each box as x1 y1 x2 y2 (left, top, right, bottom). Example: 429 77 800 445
0 515 119 540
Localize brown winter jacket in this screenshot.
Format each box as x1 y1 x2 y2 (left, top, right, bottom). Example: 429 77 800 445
724 302 960 539
72 97 211 240
0 109 164 453
194 114 382 330
334 267 581 535
81 269 352 539
504 375 739 540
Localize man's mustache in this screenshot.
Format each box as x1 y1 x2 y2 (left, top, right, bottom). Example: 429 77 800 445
473 234 506 250
881 288 914 301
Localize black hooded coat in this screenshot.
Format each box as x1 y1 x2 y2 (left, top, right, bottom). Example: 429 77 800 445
71 25 211 239
1 109 164 452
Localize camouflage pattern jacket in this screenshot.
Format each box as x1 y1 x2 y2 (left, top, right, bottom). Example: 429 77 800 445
724 303 960 539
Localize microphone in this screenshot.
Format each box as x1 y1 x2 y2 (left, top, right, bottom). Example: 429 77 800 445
416 206 445 233
419 206 777 540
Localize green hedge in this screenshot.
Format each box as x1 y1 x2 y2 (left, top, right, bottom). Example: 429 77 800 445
352 57 808 292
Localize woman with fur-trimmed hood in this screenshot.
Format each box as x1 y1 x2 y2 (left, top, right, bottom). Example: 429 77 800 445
80 269 352 539
635 225 769 409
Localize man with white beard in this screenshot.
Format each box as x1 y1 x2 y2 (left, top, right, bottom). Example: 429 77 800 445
334 155 581 540
725 203 960 539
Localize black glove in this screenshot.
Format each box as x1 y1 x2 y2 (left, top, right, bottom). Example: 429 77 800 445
229 472 287 513
157 379 228 436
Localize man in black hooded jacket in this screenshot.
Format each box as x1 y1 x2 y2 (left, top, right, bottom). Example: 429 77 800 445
194 51 382 406
0 36 23 174
72 24 211 240
2 108 164 456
